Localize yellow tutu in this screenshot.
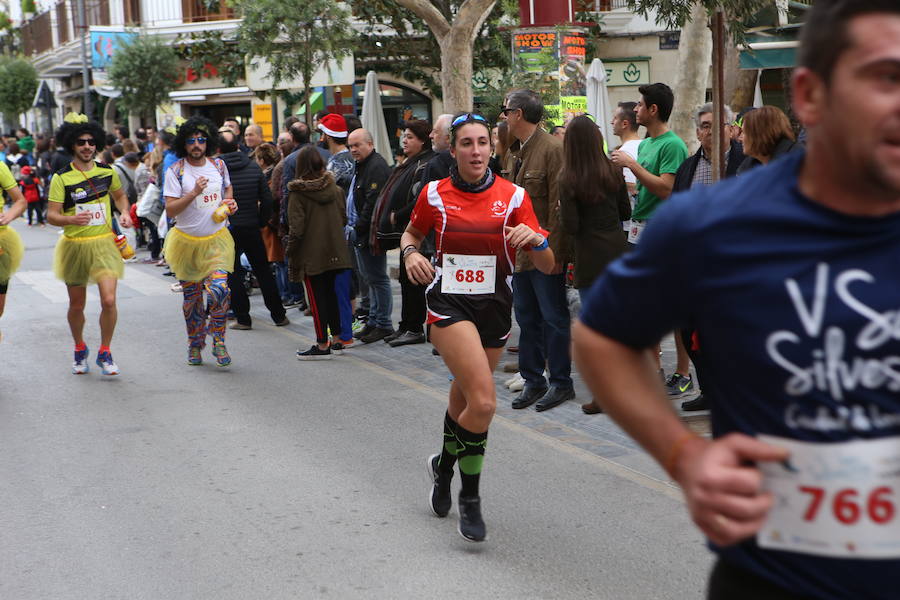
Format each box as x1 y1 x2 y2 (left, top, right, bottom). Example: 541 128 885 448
0 226 24 284
163 227 234 282
53 233 123 286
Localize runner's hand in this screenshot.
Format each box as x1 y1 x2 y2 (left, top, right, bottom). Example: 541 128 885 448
71 211 92 226
405 251 435 285
192 176 208 197
0 212 8 226
119 212 133 229
504 225 542 249
223 198 237 214
673 433 789 547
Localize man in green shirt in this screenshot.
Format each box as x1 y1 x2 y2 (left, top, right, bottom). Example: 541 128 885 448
611 82 688 245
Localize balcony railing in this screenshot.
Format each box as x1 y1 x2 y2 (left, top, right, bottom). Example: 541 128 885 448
21 10 52 56
56 1 68 44
181 0 235 23
576 0 631 11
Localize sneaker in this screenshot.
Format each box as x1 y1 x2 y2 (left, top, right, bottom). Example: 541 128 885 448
351 318 366 334
330 339 354 355
665 373 694 396
426 454 452 518
212 342 231 367
274 317 290 326
282 299 300 308
95 350 119 376
72 346 90 374
297 344 332 360
458 495 487 542
681 394 710 412
360 327 394 344
187 346 203 366
230 322 252 330
354 323 374 340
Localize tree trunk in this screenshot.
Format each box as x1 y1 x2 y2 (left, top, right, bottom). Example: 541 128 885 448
396 0 495 113
669 3 711 154
439 29 475 114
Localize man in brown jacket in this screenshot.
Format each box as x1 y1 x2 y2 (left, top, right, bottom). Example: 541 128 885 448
503 89 574 412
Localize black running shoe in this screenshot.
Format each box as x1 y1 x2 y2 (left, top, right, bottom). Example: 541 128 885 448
426 454 452 518
457 495 486 542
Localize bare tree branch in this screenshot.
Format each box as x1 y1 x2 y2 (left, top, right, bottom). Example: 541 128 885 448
395 0 452 38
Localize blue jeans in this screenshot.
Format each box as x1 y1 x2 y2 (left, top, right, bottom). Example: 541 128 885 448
273 261 291 301
512 270 572 389
355 247 392 329
333 269 353 341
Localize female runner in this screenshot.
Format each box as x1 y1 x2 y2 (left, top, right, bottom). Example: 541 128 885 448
0 161 27 342
400 113 556 542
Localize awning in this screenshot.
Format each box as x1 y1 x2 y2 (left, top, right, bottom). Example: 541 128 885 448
740 41 798 70
296 91 324 115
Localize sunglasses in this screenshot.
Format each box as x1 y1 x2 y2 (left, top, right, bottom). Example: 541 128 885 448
187 137 207 145
451 113 489 130
75 138 96 147
499 106 518 116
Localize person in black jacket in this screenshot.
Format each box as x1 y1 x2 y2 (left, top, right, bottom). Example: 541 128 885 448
672 103 745 192
219 131 289 329
670 103 744 412
373 119 435 347
347 128 393 343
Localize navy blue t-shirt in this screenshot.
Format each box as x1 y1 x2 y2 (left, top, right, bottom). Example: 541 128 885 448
581 151 900 599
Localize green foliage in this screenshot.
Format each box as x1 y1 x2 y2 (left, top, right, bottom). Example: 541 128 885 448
174 30 245 89
0 56 37 117
107 34 180 117
350 0 513 100
233 0 354 123
20 0 36 14
628 0 771 44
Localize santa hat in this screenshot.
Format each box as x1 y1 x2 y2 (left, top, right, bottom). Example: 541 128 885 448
318 113 348 138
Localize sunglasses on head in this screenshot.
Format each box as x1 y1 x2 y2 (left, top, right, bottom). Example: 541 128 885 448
75 138 96 147
450 113 489 130
187 137 207 145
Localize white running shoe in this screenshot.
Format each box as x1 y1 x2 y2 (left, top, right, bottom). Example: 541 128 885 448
95 350 119 376
72 346 89 374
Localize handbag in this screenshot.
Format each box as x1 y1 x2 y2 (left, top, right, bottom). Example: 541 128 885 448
136 181 163 224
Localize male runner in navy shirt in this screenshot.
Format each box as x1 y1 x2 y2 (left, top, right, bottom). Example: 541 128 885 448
574 1 900 598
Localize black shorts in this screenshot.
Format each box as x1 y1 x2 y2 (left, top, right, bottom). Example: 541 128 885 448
427 291 511 348
0 281 7 294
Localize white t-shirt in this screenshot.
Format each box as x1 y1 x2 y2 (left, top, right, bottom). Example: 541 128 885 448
618 139 642 185
163 158 231 237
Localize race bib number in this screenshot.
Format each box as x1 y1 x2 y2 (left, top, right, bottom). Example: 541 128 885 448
627 219 645 244
194 186 220 210
75 202 107 226
441 254 496 295
758 435 900 558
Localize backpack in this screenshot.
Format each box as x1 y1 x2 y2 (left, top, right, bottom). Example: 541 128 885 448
115 164 138 205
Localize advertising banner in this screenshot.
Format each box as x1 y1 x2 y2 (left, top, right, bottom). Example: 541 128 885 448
512 27 587 126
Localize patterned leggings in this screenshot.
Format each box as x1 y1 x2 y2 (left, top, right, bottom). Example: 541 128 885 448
181 270 230 348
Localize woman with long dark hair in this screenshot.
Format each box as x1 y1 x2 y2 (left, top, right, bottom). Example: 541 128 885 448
559 115 631 414
401 113 555 542
287 145 352 359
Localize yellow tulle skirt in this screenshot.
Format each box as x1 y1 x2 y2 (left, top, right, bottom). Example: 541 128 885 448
163 226 234 282
54 232 123 286
0 226 24 284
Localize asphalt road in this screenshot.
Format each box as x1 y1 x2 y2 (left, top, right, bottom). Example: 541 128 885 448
0 222 713 599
